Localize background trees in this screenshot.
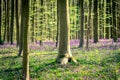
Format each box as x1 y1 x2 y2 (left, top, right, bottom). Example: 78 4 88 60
0 0 120 46
0 0 120 79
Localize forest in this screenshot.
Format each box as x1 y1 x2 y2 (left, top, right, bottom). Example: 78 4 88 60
0 0 120 80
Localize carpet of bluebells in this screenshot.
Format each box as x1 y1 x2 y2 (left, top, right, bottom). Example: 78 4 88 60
0 39 120 80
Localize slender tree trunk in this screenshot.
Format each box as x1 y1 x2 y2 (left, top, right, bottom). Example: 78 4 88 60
39 0 43 46
0 0 2 42
15 0 19 46
6 0 10 43
22 0 29 79
18 0 23 56
103 0 106 38
56 0 60 47
112 0 117 42
10 0 14 44
78 0 84 48
106 0 110 39
57 0 77 65
86 0 92 49
3 0 6 41
31 0 35 43
93 0 98 43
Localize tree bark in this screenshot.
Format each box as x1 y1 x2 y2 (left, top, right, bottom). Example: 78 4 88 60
39 0 43 46
86 0 92 49
15 0 19 46
3 0 6 41
78 0 84 48
0 0 1 41
57 0 77 65
18 0 23 56
10 0 14 44
93 0 98 43
22 0 29 79
56 0 60 47
6 0 10 43
112 0 117 42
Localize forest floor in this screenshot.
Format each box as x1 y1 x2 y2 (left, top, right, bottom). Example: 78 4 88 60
0 39 120 80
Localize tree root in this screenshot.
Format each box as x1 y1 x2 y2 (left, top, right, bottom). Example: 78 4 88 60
57 56 77 65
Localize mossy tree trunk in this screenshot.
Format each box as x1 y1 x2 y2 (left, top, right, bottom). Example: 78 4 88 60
78 0 84 48
57 0 77 65
22 0 29 79
93 0 98 43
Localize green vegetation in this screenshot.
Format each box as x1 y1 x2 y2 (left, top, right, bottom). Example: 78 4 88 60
0 45 120 80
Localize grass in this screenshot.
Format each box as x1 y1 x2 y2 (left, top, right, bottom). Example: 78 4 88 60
0 44 120 80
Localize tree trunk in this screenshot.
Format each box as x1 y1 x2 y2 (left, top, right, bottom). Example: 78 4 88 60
112 0 117 42
15 0 19 46
56 0 60 47
18 0 23 56
78 0 84 48
6 0 10 43
0 0 2 42
93 0 98 43
57 0 77 65
22 0 29 79
10 0 14 44
3 0 6 41
39 0 43 46
31 0 35 43
86 0 92 49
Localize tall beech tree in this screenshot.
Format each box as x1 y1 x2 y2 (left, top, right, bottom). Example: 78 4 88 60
18 0 23 56
86 0 92 49
56 0 60 47
21 0 30 79
15 0 20 46
3 0 7 41
78 0 84 48
6 0 10 43
39 0 43 46
10 0 14 44
93 0 98 43
0 0 2 44
57 0 77 65
112 0 117 42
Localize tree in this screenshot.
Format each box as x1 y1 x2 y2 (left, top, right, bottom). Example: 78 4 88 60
18 0 23 56
31 0 36 43
6 0 10 43
39 0 43 46
93 0 98 43
78 0 84 48
10 0 14 44
3 0 7 41
86 0 92 49
56 0 60 47
57 0 77 65
21 0 29 79
15 0 20 46
112 0 117 42
0 0 2 44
